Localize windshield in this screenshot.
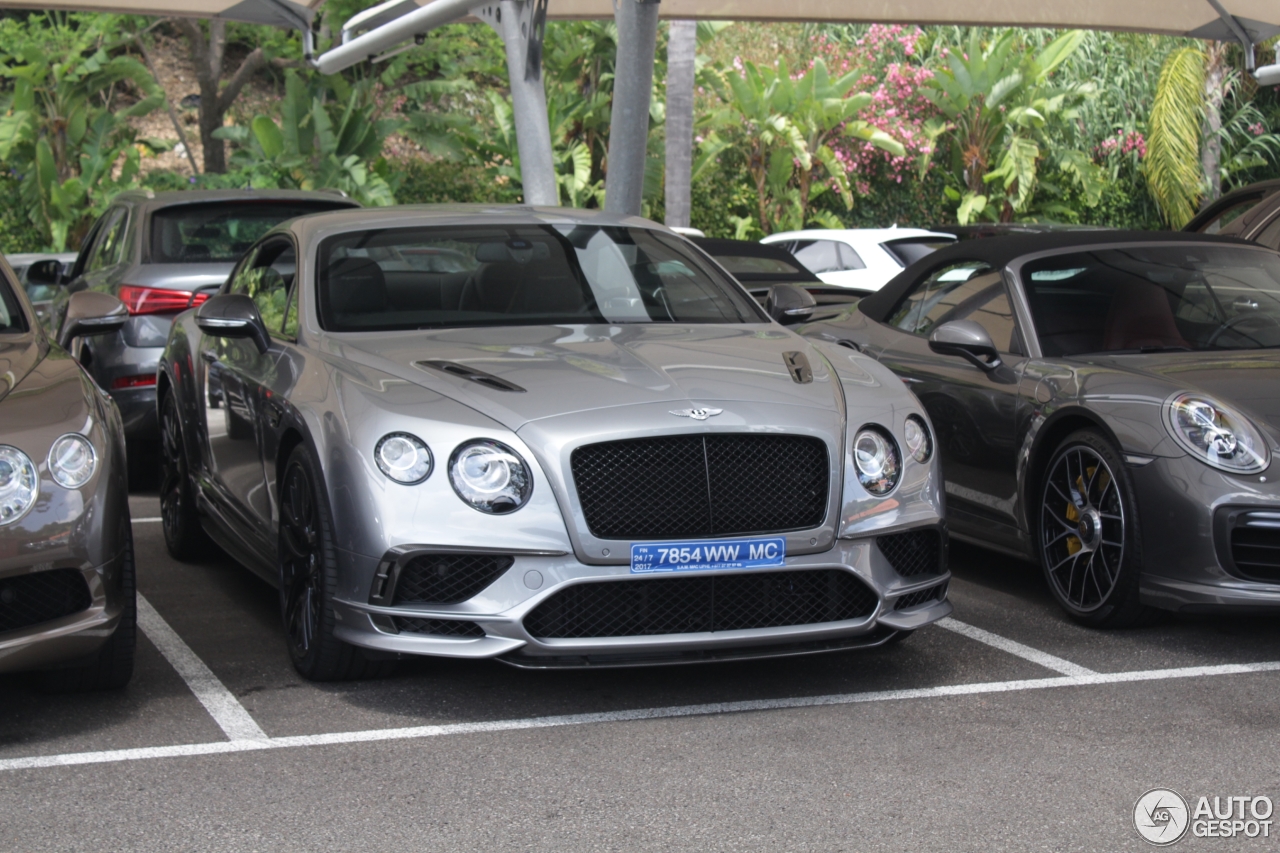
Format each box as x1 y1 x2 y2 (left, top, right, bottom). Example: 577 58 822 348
1022 245 1280 355
317 225 763 331
151 201 351 264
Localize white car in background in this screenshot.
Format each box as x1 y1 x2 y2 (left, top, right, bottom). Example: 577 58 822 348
762 228 956 294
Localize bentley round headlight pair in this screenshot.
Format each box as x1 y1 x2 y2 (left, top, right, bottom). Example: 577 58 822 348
0 435 96 527
374 432 532 514
1165 393 1269 474
853 417 932 496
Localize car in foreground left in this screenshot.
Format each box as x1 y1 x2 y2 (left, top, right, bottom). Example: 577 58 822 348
0 257 136 690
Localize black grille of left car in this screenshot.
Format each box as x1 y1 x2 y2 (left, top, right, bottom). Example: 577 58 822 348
0 569 92 634
1227 513 1280 582
391 555 514 605
570 434 829 539
523 569 876 639
394 617 486 638
877 529 945 578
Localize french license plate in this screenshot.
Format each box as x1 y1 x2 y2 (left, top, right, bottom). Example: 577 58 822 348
630 537 786 574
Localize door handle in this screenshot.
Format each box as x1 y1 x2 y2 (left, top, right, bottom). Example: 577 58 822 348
200 350 218 364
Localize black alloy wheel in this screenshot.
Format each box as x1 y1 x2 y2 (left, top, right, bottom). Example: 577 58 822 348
278 445 392 681
159 391 211 561
1038 430 1153 627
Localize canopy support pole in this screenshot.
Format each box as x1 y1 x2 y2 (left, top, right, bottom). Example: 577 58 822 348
476 0 559 206
1205 0 1256 70
603 0 661 215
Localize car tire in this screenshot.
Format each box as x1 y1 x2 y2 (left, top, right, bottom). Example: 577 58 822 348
279 445 393 681
38 527 137 692
160 390 212 561
1037 429 1155 628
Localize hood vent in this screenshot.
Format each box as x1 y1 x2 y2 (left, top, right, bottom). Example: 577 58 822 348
782 351 813 384
415 360 526 393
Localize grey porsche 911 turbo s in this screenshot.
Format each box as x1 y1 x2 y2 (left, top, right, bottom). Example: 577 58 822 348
157 205 951 680
802 231 1280 626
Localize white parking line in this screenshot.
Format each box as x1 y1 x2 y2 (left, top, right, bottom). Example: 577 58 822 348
136 595 269 743
3 658 1277 772
132 517 162 523
936 617 1097 676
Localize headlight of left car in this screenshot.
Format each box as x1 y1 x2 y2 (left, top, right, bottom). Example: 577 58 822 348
1165 393 1270 474
449 440 533 514
0 446 38 524
48 433 97 488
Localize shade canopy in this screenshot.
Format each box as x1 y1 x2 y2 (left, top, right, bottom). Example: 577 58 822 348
0 0 1276 40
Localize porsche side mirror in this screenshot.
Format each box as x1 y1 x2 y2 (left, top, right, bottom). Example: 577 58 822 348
767 284 817 325
57 291 128 349
26 259 67 286
195 294 270 354
929 320 1003 372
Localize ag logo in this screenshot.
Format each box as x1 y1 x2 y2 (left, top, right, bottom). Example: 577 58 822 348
670 407 723 421
1134 788 1190 846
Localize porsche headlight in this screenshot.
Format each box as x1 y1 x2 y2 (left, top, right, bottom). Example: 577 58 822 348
0 446 38 525
904 415 932 464
375 433 433 485
48 434 97 489
449 440 532 514
1165 393 1269 474
853 427 901 495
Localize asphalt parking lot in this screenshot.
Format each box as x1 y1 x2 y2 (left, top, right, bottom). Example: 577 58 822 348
3 493 1280 852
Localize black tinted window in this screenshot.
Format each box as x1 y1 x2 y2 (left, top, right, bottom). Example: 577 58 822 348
883 237 954 267
151 202 349 263
791 240 850 273
1023 246 1280 355
0 271 28 332
317 225 762 332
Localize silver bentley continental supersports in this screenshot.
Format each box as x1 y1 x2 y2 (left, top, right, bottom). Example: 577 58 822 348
802 231 1280 626
157 206 951 680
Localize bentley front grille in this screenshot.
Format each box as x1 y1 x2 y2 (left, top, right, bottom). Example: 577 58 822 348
0 568 92 634
570 434 829 540
523 569 876 639
877 529 944 578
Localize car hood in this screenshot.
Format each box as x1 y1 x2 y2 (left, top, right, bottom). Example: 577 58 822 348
331 324 841 431
1087 350 1280 428
0 337 44 404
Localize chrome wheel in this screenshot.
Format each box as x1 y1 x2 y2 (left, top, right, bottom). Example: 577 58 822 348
1040 443 1125 613
280 460 322 660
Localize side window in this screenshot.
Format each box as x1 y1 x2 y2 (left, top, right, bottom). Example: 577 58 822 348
230 239 296 335
1253 214 1280 251
281 278 300 339
887 261 992 333
837 243 866 271
791 240 845 274
86 209 127 273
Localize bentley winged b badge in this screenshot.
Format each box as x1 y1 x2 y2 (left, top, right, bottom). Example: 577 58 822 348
669 407 724 421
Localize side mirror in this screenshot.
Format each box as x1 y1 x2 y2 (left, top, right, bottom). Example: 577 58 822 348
26 259 67 286
57 291 128 349
928 320 1003 371
766 284 817 325
195 294 270 354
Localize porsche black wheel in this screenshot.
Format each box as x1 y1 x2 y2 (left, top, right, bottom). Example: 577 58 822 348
1038 430 1153 628
279 445 392 681
159 391 211 561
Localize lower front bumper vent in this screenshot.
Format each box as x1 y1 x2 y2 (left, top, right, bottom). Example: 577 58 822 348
523 570 877 639
0 569 92 634
893 581 948 611
1216 508 1280 583
393 617 486 638
390 554 514 605
877 529 944 578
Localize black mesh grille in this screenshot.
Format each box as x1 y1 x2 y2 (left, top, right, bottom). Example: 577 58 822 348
524 569 876 639
392 555 514 605
1230 526 1280 582
877 530 943 578
571 435 828 539
0 569 92 633
893 581 948 611
394 617 486 637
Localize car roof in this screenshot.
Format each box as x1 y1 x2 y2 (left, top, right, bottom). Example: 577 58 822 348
689 237 823 283
283 204 670 242
763 228 954 244
857 230 1257 322
1183 179 1280 233
112 188 361 214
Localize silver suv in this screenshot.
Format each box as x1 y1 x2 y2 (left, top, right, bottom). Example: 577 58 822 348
30 189 359 471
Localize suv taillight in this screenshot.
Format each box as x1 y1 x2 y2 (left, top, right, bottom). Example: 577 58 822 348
118 285 210 315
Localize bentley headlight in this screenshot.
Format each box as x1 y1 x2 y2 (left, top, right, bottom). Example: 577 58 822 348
853 427 901 495
0 446 38 524
375 433 433 484
449 440 532 514
1165 393 1269 474
48 434 97 489
904 415 932 464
